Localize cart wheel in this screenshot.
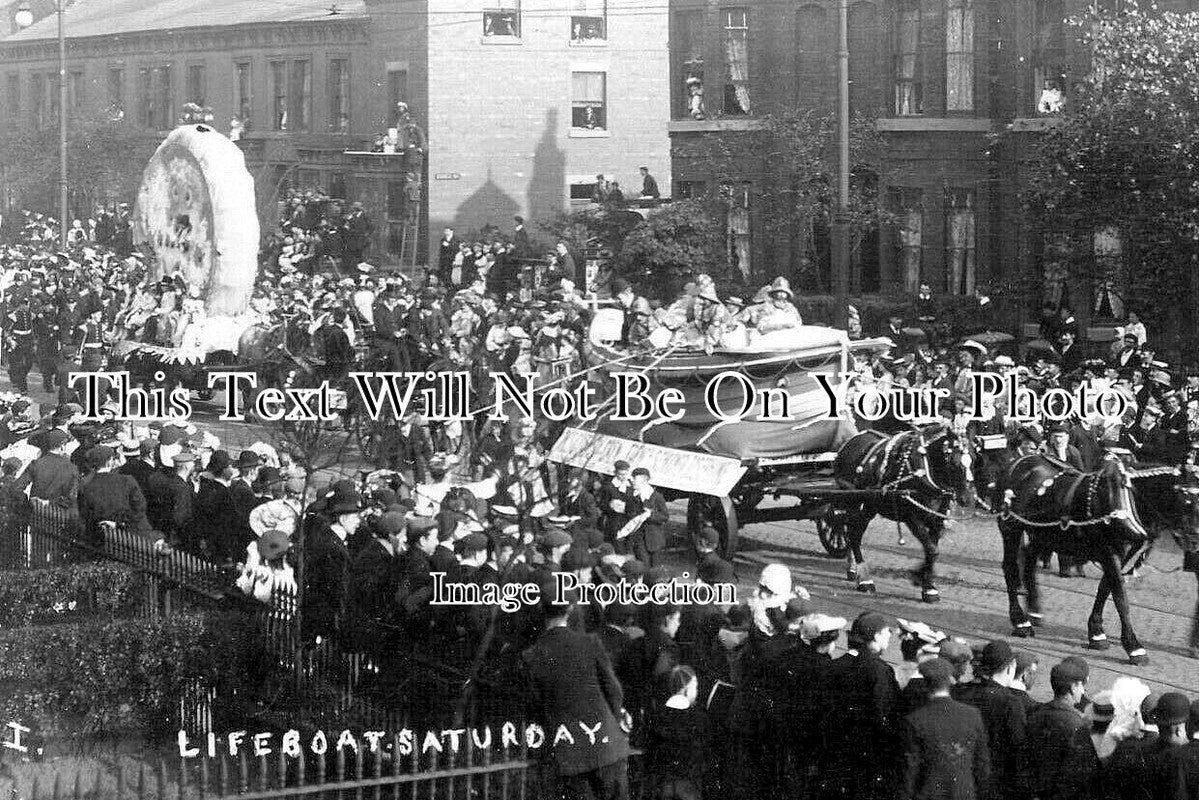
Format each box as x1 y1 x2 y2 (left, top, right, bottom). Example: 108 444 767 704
817 513 850 559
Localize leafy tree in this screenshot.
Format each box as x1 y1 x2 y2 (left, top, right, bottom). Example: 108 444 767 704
1018 5 1199 341
0 117 157 221
674 110 890 292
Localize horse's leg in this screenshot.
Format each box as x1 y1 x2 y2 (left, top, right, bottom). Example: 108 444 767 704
1086 567 1112 651
1101 552 1149 665
843 504 865 581
1002 521 1034 637
915 519 942 604
1023 535 1044 627
846 508 876 594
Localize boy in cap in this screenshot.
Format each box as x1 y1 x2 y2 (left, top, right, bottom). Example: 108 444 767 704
77 444 163 552
1026 657 1098 800
821 612 903 800
900 658 991 800
13 427 79 509
952 640 1028 800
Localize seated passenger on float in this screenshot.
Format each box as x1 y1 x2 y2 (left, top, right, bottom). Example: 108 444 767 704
612 278 655 346
671 278 729 353
754 276 803 335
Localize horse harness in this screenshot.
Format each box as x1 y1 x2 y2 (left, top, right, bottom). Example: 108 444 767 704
1000 455 1133 530
852 429 955 520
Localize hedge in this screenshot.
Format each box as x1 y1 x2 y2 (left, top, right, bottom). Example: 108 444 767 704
0 563 146 629
0 612 239 737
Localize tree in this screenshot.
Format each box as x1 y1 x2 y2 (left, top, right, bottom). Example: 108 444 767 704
0 117 157 220
1019 6 1199 342
674 110 890 292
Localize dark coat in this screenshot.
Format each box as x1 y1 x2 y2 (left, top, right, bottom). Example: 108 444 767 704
901 695 991 800
14 453 78 507
119 458 156 495
952 678 1028 799
344 538 401 650
191 476 240 561
521 625 629 776
1168 740 1199 800
144 468 194 541
1025 697 1098 800
302 520 351 641
624 489 669 553
78 471 153 543
822 648 905 799
560 488 600 529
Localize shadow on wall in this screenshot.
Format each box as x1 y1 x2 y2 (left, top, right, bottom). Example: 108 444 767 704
526 108 565 238
451 166 521 237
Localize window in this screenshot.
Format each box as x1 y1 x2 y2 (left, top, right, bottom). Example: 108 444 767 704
329 173 348 199
673 10 705 119
139 65 171 130
675 180 707 200
107 67 124 120
569 180 597 201
269 60 287 130
723 183 751 277
329 59 350 132
32 73 46 129
1093 226 1125 318
483 5 519 37
894 0 922 115
186 64 205 106
797 5 830 108
388 69 407 115
571 0 606 41
722 8 750 115
891 188 923 292
944 189 975 295
6 74 17 124
1034 0 1066 115
289 60 311 132
571 71 606 130
945 0 974 111
154 66 172 129
387 181 405 219
67 71 83 117
234 61 252 125
848 2 884 116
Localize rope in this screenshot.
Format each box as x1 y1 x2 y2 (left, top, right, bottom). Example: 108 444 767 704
998 507 1129 529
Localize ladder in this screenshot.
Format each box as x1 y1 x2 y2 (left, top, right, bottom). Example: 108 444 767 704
397 175 422 273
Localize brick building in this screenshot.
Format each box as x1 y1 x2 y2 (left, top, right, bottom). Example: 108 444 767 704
0 0 670 266
667 0 1199 317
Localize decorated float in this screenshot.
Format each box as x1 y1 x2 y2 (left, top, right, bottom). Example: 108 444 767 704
111 120 274 394
547 313 900 557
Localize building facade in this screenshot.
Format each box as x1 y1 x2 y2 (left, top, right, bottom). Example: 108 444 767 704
0 0 671 266
667 0 1199 309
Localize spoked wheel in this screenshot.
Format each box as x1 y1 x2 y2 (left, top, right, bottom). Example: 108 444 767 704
816 510 850 559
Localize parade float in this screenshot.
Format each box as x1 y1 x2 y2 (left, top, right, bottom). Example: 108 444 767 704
112 117 268 392
548 310 898 557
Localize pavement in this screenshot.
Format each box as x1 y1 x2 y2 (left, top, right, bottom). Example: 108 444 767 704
9 371 1199 705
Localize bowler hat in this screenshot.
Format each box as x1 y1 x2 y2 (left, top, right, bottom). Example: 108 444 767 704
206 450 232 475
1156 692 1191 726
236 450 261 469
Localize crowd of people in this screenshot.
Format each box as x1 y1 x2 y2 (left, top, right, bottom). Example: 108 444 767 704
5 200 1199 800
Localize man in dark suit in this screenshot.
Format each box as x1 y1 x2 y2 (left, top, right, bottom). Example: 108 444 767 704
302 486 362 643
559 471 600 530
118 439 157 494
13 428 79 509
342 202 374 271
1026 658 1098 800
951 640 1027 800
190 450 239 562
437 228 460 285
1045 423 1086 471
395 518 438 631
1059 331 1084 376
230 450 264 556
901 657 991 800
512 216 531 258
619 467 668 567
77 445 162 550
521 590 630 800
145 451 196 547
638 166 660 201
344 510 404 653
371 281 411 372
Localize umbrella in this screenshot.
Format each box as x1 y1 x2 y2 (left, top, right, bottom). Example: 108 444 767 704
970 330 1015 345
899 327 927 339
1025 338 1057 353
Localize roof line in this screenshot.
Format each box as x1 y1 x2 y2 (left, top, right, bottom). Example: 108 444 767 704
0 14 370 47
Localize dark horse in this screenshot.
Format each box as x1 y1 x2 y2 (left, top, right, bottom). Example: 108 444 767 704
998 453 1152 664
832 423 974 602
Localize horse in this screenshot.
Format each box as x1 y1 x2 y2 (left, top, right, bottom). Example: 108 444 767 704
998 453 1152 664
832 422 975 603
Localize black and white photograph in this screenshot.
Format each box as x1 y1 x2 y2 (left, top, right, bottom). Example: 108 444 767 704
2 0 1199 798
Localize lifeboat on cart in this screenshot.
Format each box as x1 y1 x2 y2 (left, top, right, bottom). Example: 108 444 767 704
547 309 896 557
